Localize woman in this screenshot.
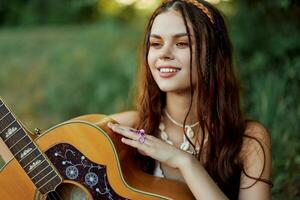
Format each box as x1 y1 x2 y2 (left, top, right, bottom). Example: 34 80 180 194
107 0 272 199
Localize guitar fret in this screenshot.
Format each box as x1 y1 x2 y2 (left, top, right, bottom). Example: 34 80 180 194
0 104 8 116
0 112 16 134
35 170 54 185
10 135 31 156
0 111 10 122
37 175 57 191
19 147 37 163
0 119 16 136
39 175 62 195
0 104 7 113
23 154 44 169
29 160 61 184
31 165 51 180
20 149 44 170
0 99 62 195
27 159 46 175
4 127 22 142
9 134 27 150
0 106 9 130
32 166 52 185
14 141 33 158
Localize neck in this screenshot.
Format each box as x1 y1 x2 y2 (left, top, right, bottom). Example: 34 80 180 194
165 91 198 125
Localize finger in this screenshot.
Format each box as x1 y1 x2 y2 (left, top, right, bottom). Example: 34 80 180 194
137 148 148 156
108 122 136 132
145 134 156 141
108 122 140 140
121 137 149 152
107 122 156 147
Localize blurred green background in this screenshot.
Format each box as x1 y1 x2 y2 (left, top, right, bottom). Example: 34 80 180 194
0 0 299 199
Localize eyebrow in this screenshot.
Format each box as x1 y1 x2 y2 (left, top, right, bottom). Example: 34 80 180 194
150 33 191 39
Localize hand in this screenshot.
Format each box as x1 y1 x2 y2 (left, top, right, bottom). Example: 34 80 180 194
107 122 190 169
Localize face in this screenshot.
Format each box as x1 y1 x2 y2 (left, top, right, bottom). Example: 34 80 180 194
147 10 197 94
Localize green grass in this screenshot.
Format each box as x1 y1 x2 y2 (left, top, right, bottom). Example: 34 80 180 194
0 21 145 129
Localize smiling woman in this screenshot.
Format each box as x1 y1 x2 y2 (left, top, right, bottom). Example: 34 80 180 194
147 11 197 93
107 0 272 200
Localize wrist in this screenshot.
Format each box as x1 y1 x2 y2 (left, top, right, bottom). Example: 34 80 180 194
177 151 195 170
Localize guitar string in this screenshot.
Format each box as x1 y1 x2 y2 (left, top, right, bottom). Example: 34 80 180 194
1 105 78 200
48 192 58 200
48 190 63 200
54 190 64 200
44 189 58 200
5 117 64 199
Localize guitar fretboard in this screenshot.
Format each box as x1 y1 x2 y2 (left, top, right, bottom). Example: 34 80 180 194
0 99 62 194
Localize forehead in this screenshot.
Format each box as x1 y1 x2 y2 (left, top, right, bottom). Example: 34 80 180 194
151 10 192 36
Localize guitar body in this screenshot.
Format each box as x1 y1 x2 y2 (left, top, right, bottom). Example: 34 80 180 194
0 114 194 200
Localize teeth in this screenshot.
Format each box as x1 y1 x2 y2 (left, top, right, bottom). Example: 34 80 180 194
159 68 180 73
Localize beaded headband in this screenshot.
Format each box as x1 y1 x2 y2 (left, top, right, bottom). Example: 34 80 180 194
163 0 214 24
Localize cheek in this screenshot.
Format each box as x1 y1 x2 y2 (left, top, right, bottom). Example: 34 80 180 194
177 50 191 68
147 52 156 76
147 54 151 67
147 50 156 67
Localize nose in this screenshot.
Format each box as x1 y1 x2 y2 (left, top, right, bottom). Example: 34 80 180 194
159 43 174 60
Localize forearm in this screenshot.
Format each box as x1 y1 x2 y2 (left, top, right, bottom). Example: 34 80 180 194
179 154 229 200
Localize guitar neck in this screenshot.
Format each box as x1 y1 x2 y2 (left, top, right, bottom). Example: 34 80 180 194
0 98 62 194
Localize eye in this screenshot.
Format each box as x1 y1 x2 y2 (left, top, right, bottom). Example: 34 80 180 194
176 42 189 48
150 42 162 48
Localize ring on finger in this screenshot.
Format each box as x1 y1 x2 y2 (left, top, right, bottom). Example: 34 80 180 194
130 128 146 144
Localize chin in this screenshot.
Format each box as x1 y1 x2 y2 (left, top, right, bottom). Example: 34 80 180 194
157 84 186 93
157 84 175 92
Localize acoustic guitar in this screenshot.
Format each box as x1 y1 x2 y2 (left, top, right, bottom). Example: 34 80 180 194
0 98 194 200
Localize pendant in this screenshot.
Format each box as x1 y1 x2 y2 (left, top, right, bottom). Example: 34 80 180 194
160 131 168 140
185 126 194 139
180 142 190 151
159 122 165 131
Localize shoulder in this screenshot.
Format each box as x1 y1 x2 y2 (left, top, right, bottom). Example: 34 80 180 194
239 121 272 188
242 121 271 154
108 110 139 128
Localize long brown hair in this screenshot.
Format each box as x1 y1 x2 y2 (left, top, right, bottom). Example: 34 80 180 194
133 1 265 199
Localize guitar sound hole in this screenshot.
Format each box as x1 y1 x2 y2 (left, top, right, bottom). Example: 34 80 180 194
46 182 90 200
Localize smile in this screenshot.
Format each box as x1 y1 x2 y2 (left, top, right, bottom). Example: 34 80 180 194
158 68 180 73
157 66 181 78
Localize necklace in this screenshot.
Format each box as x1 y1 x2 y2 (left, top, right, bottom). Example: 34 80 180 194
159 110 200 155
164 109 199 128
165 109 199 145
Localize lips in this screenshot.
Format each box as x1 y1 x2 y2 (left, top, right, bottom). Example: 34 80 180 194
157 65 181 78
